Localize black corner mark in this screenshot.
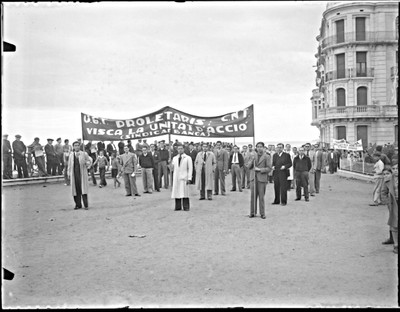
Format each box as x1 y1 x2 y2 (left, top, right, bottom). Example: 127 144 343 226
3 268 15 280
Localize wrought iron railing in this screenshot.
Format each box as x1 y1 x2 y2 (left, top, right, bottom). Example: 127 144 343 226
321 31 397 49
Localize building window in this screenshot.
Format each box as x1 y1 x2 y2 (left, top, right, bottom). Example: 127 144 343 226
336 88 346 106
357 126 368 149
356 17 366 41
357 87 368 106
314 107 318 119
356 52 367 77
395 125 398 146
336 126 346 140
336 53 346 79
336 19 345 43
396 16 398 40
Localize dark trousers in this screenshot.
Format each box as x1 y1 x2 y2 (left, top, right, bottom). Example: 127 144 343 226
153 164 160 191
99 167 107 186
89 167 97 185
47 159 57 176
56 154 64 175
295 171 309 200
191 163 196 184
3 154 13 179
73 164 88 208
175 198 190 210
200 166 212 199
15 158 29 178
329 161 337 174
273 171 288 204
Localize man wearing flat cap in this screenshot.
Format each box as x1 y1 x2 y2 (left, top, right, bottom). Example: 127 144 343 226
12 135 29 178
45 138 57 176
2 134 13 179
54 138 64 175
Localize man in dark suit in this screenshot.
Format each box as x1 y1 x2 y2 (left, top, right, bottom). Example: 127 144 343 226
327 148 339 174
272 143 292 206
3 134 13 179
246 142 272 219
45 138 58 176
12 134 29 178
187 143 198 184
107 141 118 158
118 141 125 156
228 145 244 192
97 141 106 153
150 143 161 192
293 147 312 201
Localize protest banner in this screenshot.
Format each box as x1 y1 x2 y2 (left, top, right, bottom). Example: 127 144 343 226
332 139 363 151
81 105 254 141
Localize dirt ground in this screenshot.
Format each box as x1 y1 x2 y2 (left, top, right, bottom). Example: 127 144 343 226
2 172 398 308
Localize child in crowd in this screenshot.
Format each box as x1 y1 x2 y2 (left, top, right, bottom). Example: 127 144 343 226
381 164 398 254
111 152 121 188
93 150 109 188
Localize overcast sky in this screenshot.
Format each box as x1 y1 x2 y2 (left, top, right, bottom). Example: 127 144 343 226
2 1 327 145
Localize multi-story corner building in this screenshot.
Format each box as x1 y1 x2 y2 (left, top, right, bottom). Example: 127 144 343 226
312 1 398 148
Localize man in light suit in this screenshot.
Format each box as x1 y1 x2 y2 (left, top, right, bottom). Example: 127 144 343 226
119 146 140 197
241 145 251 189
195 143 216 200
305 143 316 196
228 145 244 192
213 141 229 196
272 143 292 206
246 142 272 219
312 145 324 194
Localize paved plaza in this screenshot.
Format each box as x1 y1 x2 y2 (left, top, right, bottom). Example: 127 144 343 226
2 173 398 308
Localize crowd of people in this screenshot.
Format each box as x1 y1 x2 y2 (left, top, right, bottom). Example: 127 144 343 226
2 134 398 253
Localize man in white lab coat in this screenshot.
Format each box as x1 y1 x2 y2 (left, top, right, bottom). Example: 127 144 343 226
171 143 193 211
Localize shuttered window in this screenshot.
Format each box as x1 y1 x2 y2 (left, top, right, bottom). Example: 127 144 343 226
336 88 346 106
336 126 346 140
336 20 345 43
357 87 368 106
336 53 346 79
356 17 366 41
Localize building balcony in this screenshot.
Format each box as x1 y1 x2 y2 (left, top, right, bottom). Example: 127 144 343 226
311 105 398 125
321 31 397 49
325 68 374 82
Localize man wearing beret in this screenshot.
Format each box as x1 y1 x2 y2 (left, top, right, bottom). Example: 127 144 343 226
12 135 29 178
45 138 57 176
2 134 13 179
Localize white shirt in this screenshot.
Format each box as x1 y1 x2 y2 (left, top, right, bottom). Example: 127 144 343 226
232 152 238 164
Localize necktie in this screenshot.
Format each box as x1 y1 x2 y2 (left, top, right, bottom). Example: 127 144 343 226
307 151 309 157
234 153 237 163
203 152 207 161
179 155 182 166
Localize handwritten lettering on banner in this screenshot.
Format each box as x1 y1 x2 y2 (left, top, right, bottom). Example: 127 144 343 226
332 139 363 151
81 105 254 141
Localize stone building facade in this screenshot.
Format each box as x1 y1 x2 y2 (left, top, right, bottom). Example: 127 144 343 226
312 1 398 148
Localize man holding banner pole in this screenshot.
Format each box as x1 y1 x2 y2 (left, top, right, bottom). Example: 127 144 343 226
158 140 169 189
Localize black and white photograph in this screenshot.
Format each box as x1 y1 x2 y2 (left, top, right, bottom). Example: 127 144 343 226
2 1 398 308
